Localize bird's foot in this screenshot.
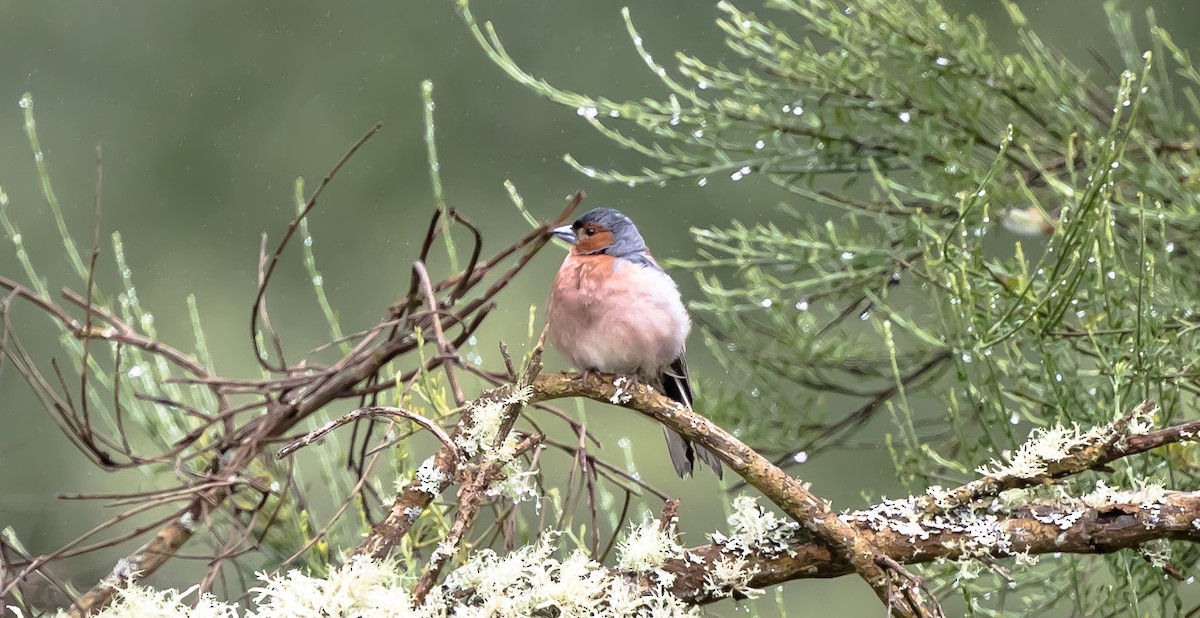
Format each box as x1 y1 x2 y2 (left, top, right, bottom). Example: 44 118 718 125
617 373 642 389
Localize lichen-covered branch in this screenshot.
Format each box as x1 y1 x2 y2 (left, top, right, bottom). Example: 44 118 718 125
350 368 935 614
73 488 1200 617
354 333 547 562
409 432 544 604
386 371 940 617
911 401 1165 514
667 489 1200 603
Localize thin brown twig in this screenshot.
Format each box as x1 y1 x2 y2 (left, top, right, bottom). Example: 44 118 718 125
412 260 466 406
277 406 459 460
249 122 383 372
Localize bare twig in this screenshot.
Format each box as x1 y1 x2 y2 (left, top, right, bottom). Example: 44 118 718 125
249 123 383 372
277 406 459 460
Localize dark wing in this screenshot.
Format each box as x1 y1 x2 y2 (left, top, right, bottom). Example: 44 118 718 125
659 355 724 479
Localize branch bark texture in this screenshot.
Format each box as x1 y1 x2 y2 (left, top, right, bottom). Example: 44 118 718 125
666 490 1200 603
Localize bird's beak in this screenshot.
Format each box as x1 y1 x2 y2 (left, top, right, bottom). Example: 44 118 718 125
551 225 577 244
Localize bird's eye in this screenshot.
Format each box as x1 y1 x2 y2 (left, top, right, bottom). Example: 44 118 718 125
584 227 597 236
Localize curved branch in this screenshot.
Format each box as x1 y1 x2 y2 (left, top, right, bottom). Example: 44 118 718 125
532 372 936 615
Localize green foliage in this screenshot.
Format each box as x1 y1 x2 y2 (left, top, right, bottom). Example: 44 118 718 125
463 0 1200 614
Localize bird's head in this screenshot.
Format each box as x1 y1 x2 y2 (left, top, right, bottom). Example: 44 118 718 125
551 207 648 257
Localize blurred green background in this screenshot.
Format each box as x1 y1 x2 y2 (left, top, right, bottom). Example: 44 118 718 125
0 1 1197 615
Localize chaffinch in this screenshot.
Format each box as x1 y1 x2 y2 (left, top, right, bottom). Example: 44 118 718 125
546 207 722 478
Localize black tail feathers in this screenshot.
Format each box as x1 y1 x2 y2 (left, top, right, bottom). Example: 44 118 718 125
659 357 723 479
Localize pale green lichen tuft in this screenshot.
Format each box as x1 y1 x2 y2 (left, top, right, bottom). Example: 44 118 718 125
457 385 532 460
45 584 239 618
976 423 1106 479
616 515 684 574
844 495 1014 559
484 459 538 504
1139 539 1173 570
248 556 428 617
703 556 762 599
978 405 1160 480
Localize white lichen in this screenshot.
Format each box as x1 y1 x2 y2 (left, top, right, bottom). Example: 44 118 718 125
63 584 238 618
844 496 933 541
79 532 708 618
616 516 684 573
107 558 143 586
1031 505 1086 530
703 556 762 599
248 555 421 617
979 405 1158 480
924 485 957 510
413 456 446 495
457 386 533 460
977 423 1104 479
1125 404 1157 436
609 375 633 404
843 495 1013 558
431 537 458 562
445 534 699 617
1080 480 1167 512
484 459 538 504
1013 549 1041 567
709 495 800 557
1139 538 1172 570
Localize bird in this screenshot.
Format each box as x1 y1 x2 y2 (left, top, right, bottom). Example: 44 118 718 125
545 207 723 478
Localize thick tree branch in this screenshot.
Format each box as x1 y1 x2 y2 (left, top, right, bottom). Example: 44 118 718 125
535 372 938 616
665 490 1200 603
356 374 1200 612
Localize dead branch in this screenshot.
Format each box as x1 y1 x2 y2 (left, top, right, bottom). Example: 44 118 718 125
912 401 1167 514
409 432 544 605
345 373 1200 614
352 370 937 616
277 406 459 460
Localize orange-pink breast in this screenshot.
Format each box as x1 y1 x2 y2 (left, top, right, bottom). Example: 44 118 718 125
547 253 690 374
